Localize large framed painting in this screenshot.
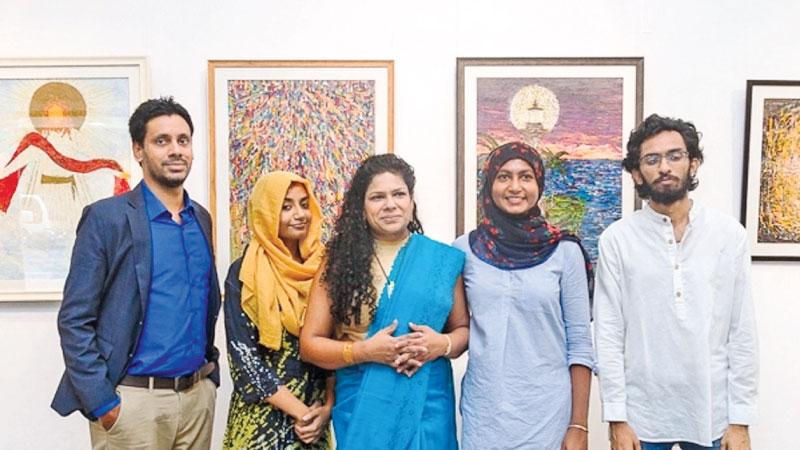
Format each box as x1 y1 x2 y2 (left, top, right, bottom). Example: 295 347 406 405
457 57 643 265
0 58 146 301
742 80 800 261
209 60 394 273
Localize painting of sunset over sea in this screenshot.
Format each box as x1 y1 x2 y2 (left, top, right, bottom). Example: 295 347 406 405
458 58 643 265
478 77 623 263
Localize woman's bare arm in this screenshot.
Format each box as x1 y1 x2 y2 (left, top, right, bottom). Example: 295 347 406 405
299 267 400 370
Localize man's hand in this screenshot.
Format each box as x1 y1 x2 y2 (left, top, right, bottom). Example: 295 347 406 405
609 422 641 450
99 404 121 431
721 424 750 450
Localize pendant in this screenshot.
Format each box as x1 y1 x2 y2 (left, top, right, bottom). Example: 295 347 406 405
387 281 395 298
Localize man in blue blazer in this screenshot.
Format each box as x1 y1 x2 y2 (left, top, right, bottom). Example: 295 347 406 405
52 97 222 449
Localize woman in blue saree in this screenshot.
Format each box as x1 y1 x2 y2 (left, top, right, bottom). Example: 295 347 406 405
300 154 468 449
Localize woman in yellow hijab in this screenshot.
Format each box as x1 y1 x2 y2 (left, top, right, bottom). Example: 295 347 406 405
223 171 332 449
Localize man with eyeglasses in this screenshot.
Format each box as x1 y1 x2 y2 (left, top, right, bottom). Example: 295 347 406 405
594 114 758 450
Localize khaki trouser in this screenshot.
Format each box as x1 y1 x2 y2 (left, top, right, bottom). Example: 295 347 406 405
89 378 216 450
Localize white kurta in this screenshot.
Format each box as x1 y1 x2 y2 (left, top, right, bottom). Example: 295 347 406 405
594 202 758 446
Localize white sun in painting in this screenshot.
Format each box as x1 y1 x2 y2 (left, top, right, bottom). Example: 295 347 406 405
509 85 560 132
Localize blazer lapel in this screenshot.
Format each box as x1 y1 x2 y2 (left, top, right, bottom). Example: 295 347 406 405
198 217 216 262
126 183 152 311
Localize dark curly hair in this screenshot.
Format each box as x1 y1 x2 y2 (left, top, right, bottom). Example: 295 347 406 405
323 154 424 326
623 114 704 197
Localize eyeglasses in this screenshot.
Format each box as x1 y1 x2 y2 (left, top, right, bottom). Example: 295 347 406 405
639 149 689 167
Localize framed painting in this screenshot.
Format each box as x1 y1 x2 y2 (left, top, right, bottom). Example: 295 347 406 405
209 60 394 273
0 58 146 301
457 57 643 265
742 80 800 261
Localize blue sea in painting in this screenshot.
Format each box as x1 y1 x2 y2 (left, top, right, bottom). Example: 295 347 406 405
547 158 622 265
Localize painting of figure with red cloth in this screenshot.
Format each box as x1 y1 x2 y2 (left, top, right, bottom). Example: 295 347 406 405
0 79 132 297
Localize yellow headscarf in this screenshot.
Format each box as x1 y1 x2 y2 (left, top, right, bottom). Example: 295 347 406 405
239 171 324 350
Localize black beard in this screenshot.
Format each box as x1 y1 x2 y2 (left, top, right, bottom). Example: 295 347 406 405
152 174 186 189
638 174 690 205
144 158 190 189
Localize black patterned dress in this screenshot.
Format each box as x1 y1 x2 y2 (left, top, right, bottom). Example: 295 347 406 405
223 257 332 450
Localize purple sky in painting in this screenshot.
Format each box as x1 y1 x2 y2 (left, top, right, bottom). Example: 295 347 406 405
477 77 624 159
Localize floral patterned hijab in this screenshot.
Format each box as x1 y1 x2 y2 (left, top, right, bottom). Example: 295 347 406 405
469 142 594 296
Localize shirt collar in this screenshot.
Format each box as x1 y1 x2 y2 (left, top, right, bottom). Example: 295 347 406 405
141 181 194 221
641 200 699 226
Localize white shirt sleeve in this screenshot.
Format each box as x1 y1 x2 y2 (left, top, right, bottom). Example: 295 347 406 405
726 232 759 424
593 232 628 422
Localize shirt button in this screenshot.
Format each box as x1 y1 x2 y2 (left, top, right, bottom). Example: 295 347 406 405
668 239 674 244
662 218 668 223
676 292 682 298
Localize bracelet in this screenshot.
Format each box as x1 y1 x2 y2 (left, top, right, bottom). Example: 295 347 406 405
443 334 452 357
568 424 589 433
342 342 354 364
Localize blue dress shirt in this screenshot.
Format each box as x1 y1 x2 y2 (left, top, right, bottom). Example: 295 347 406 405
126 182 212 377
90 183 213 419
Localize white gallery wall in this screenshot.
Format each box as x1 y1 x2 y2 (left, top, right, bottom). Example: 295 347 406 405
1 0 798 448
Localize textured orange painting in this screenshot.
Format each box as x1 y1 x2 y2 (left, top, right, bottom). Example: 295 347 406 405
758 99 800 243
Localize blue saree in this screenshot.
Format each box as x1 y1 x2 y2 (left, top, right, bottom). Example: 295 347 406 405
333 234 465 450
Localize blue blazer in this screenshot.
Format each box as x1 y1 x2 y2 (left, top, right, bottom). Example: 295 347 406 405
51 182 222 419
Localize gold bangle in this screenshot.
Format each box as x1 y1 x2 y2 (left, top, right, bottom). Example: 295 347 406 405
443 334 452 357
342 342 354 364
568 424 589 433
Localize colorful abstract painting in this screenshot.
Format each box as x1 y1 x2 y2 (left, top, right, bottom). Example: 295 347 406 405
0 59 145 300
742 81 800 260
226 79 376 255
210 61 393 267
458 58 642 265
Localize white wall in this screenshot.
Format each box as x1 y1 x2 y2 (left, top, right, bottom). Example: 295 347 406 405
1 0 798 448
